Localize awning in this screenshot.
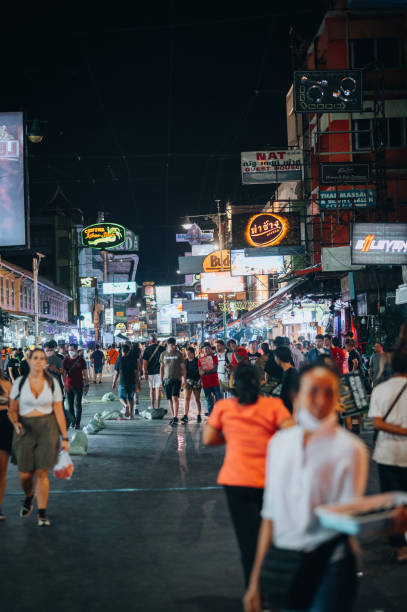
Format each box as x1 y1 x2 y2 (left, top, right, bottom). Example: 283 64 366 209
241 278 305 324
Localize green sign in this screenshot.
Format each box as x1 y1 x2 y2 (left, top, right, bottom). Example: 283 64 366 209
81 223 126 250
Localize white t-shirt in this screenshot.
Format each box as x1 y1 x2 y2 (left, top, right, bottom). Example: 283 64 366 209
262 423 368 552
368 377 407 467
216 352 228 383
10 376 63 416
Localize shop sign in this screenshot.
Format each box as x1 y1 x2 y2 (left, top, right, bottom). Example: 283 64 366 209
294 70 363 113
351 223 407 265
144 285 154 297
176 223 214 246
105 308 114 325
241 150 303 184
81 223 126 250
319 162 370 185
114 307 126 321
143 281 155 286
115 322 127 332
108 229 138 252
202 250 231 273
102 281 137 294
232 211 301 249
319 189 375 210
79 276 97 288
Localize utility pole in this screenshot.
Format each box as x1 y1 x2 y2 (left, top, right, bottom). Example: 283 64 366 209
33 253 45 346
216 200 227 341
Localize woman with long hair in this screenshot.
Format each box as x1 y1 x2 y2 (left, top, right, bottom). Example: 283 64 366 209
0 369 12 520
182 347 202 423
203 363 294 586
8 348 69 527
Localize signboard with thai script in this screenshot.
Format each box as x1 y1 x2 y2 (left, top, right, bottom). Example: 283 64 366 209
351 223 407 265
0 112 27 247
294 70 363 113
81 223 125 250
319 189 375 210
232 211 301 249
320 162 370 185
241 150 303 184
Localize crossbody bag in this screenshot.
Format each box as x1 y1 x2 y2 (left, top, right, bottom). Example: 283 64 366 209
373 381 407 448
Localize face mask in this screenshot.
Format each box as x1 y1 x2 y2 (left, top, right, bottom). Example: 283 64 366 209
297 407 336 432
69 351 77 358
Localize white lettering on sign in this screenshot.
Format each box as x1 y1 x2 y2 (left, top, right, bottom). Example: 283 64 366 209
355 237 407 253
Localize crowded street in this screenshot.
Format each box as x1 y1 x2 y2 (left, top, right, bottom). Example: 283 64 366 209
1 374 406 612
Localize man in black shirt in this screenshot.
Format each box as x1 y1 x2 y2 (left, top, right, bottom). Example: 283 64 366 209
142 335 165 412
274 346 300 414
112 344 138 418
248 340 261 366
345 339 362 373
8 348 20 382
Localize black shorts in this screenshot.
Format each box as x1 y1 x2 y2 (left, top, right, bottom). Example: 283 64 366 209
0 409 14 453
163 378 182 399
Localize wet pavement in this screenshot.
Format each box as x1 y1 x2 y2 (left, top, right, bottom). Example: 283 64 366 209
1 376 406 611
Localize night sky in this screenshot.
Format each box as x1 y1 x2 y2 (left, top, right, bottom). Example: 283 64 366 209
4 1 327 283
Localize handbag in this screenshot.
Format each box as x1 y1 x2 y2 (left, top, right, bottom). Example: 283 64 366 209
260 535 348 610
373 381 407 448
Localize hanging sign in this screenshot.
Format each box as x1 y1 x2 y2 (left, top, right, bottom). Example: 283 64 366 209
202 250 231 273
241 150 303 184
351 223 407 265
294 70 363 113
319 189 375 210
78 276 97 288
81 223 126 250
102 281 137 294
232 211 301 249
319 162 370 185
176 223 214 246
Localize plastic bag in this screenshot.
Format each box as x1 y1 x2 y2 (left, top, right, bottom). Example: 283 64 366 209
53 451 74 479
102 392 116 402
69 431 88 456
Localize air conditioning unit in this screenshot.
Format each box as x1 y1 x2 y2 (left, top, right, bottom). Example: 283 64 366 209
396 284 407 305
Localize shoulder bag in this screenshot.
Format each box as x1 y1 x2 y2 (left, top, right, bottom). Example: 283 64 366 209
147 344 161 364
373 381 407 448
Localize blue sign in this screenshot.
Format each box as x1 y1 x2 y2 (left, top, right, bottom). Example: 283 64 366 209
319 189 375 210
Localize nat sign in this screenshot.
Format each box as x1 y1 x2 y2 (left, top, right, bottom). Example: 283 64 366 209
241 150 303 184
352 223 407 265
294 70 363 113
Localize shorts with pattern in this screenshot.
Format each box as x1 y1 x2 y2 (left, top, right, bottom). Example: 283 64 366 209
185 378 201 391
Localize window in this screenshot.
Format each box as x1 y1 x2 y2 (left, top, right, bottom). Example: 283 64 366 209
11 281 14 306
387 117 404 148
351 38 403 69
352 119 372 150
0 278 3 303
6 280 9 304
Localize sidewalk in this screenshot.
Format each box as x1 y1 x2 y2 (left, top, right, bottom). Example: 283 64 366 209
1 376 406 611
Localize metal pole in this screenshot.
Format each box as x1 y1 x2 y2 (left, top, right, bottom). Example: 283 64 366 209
216 200 227 341
33 257 39 346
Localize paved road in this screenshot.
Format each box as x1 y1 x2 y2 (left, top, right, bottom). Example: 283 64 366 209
1 377 406 611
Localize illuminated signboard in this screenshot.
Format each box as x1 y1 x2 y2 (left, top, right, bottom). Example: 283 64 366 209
0 112 27 247
294 70 363 113
201 272 244 294
202 250 231 273
351 223 407 265
81 223 126 250
241 150 303 185
319 189 375 210
232 211 301 249
102 281 137 294
230 250 285 276
79 276 97 288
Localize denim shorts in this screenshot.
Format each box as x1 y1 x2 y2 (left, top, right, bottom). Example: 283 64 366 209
119 384 135 400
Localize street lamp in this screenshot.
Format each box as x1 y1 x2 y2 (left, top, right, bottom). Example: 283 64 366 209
182 217 192 230
33 253 45 346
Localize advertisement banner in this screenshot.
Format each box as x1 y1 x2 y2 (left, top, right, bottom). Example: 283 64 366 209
352 223 407 265
241 150 303 185
176 223 213 246
230 250 285 276
102 281 137 294
81 223 126 250
294 70 363 113
319 189 375 210
232 211 301 249
0 112 27 247
319 162 370 185
202 250 231 273
201 272 244 294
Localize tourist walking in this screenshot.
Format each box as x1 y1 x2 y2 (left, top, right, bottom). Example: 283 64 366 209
370 342 384 387
204 364 293 586
273 346 300 415
63 344 89 430
160 338 186 426
90 344 105 384
8 348 69 527
215 339 230 397
368 344 407 562
0 370 12 520
182 347 202 423
8 348 20 383
107 345 119 376
143 335 165 412
112 344 138 418
199 342 221 416
243 363 368 612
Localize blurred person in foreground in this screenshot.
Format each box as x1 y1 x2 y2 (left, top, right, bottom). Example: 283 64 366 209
203 364 294 586
368 344 407 562
244 364 368 612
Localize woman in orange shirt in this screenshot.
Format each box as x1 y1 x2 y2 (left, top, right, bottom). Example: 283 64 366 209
203 363 294 586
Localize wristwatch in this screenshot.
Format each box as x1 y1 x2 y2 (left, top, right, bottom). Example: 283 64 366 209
62 437 69 441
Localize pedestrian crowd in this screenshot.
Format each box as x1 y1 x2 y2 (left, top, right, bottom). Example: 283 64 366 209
0 326 406 612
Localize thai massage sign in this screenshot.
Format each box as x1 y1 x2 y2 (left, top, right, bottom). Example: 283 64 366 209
81 223 126 250
232 210 301 249
241 150 303 184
